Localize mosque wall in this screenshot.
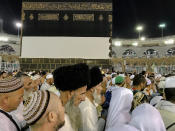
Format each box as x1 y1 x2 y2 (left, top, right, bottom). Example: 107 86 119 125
112 45 175 58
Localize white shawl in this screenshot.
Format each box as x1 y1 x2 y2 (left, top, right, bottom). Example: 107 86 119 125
106 87 133 130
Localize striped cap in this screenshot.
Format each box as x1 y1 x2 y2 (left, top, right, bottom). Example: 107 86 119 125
23 90 50 125
0 77 23 93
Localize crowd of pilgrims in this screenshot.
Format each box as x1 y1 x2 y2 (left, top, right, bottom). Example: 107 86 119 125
0 63 175 131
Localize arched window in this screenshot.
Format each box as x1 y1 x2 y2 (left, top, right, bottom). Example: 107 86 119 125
122 49 137 58
143 49 159 58
0 45 16 55
166 47 175 56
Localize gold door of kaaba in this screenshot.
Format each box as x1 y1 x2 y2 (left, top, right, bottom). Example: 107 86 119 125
22 0 113 37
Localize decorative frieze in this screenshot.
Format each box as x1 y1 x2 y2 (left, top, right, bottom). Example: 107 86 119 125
22 2 112 11
38 13 59 21
73 14 94 21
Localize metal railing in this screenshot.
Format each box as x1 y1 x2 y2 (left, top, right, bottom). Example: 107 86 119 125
0 62 20 72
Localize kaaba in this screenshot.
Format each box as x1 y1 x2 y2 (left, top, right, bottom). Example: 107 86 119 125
21 0 113 71
22 0 112 37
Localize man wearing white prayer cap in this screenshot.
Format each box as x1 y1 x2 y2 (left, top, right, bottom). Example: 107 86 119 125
40 73 54 91
130 74 135 80
105 87 133 130
155 76 175 131
23 90 65 131
0 77 24 131
129 103 166 131
143 78 153 96
41 73 60 96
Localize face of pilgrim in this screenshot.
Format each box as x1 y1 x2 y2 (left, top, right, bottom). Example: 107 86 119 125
73 86 87 106
23 77 33 91
141 81 147 91
93 83 104 105
55 97 65 130
7 87 24 111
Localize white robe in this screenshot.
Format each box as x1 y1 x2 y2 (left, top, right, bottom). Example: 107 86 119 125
58 114 74 131
129 103 166 131
0 110 18 131
156 100 175 131
159 109 175 131
105 124 139 131
79 97 105 131
105 87 133 130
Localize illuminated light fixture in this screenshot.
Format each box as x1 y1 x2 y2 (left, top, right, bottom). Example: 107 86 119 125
16 22 22 28
136 26 143 31
136 25 143 39
0 36 8 42
140 37 146 41
114 41 122 46
132 42 138 46
159 23 166 28
164 39 174 45
159 23 166 38
15 22 22 38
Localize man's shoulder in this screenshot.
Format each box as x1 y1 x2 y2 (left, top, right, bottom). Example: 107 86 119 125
159 109 175 118
0 113 17 131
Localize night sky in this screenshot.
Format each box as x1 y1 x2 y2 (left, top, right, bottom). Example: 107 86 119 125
0 0 175 38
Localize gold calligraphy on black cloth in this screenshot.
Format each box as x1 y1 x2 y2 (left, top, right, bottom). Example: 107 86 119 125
22 2 112 11
73 14 94 21
38 14 59 21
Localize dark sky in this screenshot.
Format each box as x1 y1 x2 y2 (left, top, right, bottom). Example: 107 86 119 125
0 0 175 38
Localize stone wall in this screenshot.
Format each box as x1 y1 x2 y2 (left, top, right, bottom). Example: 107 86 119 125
19 58 112 72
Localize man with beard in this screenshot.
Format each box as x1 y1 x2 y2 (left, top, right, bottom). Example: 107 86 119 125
23 90 65 131
53 63 89 131
79 66 105 131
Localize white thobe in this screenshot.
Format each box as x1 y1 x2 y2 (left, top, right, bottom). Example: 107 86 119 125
156 100 175 131
0 110 18 131
79 97 105 131
58 114 74 131
159 109 175 131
